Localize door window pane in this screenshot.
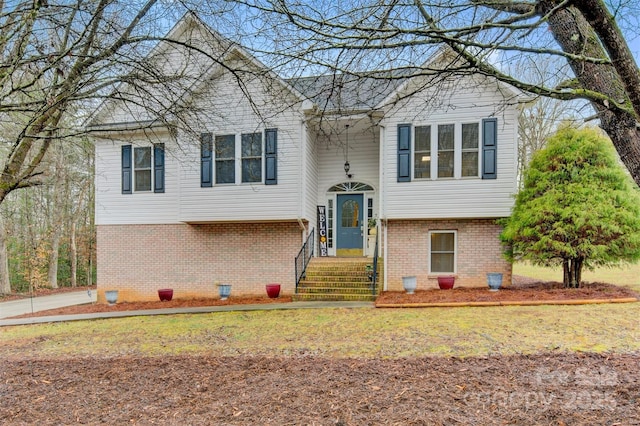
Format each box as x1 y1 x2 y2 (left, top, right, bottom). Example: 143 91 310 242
341 200 359 228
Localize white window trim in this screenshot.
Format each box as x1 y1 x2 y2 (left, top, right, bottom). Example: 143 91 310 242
213 131 265 185
240 132 264 184
413 125 432 180
460 122 481 179
428 230 457 275
324 188 376 257
133 146 152 193
412 122 481 180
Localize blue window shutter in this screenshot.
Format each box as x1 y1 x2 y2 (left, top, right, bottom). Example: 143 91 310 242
201 133 213 187
482 118 497 179
397 124 411 182
265 128 277 185
153 143 165 193
122 145 132 194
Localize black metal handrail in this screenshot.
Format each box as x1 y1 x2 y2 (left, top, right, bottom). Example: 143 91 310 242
371 235 379 295
295 228 314 293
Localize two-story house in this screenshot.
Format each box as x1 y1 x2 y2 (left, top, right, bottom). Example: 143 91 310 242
90 14 521 302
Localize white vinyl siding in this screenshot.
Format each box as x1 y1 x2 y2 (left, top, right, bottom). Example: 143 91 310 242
177 68 301 223
95 135 179 225
382 73 518 220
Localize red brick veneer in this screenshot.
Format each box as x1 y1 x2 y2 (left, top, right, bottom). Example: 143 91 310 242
385 219 512 291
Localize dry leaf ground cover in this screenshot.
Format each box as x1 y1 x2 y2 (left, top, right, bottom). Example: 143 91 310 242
2 300 640 424
2 265 640 425
2 353 639 425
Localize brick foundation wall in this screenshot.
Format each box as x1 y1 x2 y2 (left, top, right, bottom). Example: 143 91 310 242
385 219 511 291
97 222 302 302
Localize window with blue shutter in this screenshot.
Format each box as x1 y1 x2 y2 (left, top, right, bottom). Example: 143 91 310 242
201 133 213 187
265 128 277 185
397 124 411 182
122 145 132 194
482 118 497 179
153 143 165 193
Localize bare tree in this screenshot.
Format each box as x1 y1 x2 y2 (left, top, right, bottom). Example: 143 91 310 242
218 0 640 185
0 1 247 205
0 215 10 294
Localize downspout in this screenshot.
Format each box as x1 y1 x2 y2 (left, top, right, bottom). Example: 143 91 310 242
298 117 308 243
378 123 388 291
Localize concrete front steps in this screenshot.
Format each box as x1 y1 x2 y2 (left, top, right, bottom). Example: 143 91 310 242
293 257 383 302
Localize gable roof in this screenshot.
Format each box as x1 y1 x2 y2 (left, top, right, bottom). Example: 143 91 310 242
286 71 409 113
88 14 526 129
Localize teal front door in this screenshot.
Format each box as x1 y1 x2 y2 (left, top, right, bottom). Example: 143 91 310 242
337 194 363 255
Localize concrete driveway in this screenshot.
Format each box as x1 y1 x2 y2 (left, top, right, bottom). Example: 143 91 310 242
0 290 96 319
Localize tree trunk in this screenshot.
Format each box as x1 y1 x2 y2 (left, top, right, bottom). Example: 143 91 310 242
539 1 640 186
0 216 11 294
562 258 583 288
87 230 93 287
562 259 570 287
70 222 77 288
47 227 61 289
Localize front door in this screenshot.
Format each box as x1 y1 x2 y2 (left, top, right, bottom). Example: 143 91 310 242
336 194 363 256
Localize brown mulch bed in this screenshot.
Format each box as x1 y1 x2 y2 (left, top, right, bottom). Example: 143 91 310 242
1 353 639 424
7 276 639 319
9 295 294 319
376 276 639 306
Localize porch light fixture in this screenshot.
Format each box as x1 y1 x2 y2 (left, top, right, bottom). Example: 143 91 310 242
344 124 352 178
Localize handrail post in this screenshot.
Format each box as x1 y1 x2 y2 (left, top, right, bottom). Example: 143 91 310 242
372 235 379 296
295 228 315 294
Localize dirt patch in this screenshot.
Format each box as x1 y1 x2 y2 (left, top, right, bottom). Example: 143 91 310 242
376 277 638 306
1 353 637 424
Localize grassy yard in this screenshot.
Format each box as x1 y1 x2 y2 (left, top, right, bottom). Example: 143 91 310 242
2 302 639 360
514 262 640 291
1 262 639 361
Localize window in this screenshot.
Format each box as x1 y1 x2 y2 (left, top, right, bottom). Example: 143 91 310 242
462 123 479 177
437 124 454 178
200 129 278 186
341 199 359 228
215 134 235 184
122 144 165 194
241 132 262 183
134 147 152 191
398 119 496 182
429 231 456 274
414 125 431 179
